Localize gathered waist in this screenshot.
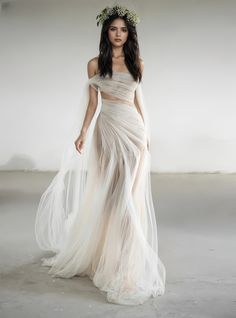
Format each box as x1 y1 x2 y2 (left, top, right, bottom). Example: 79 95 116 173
100 98 144 127
101 98 135 108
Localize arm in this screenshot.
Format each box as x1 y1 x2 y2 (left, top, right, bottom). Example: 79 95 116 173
134 58 144 122
134 59 150 151
79 58 99 136
74 58 98 154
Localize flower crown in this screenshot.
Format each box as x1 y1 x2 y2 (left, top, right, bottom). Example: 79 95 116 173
96 5 140 27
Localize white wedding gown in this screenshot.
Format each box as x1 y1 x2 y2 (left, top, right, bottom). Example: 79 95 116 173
35 71 166 305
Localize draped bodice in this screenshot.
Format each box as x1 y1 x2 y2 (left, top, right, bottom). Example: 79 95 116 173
88 71 139 104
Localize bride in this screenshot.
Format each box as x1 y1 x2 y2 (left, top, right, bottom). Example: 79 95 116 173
35 5 166 306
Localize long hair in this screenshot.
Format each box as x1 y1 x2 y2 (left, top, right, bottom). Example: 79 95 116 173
98 14 142 82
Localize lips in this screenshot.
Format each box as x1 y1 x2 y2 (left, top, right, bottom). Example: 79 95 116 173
115 39 122 41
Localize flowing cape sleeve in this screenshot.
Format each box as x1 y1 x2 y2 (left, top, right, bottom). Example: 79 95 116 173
135 82 151 150
35 75 152 253
35 77 101 252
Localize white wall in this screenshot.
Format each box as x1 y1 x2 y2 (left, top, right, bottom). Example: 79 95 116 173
0 0 235 172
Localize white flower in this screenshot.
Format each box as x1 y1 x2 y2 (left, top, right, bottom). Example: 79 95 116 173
96 5 140 27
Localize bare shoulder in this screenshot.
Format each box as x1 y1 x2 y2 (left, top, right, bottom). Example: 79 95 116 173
87 57 99 78
139 58 144 74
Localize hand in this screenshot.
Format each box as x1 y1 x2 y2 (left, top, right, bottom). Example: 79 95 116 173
147 139 150 152
74 133 86 154
145 133 150 152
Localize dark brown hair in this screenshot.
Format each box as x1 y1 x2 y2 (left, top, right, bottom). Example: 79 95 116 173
98 14 142 82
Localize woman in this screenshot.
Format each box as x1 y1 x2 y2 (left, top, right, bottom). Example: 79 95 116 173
35 5 166 305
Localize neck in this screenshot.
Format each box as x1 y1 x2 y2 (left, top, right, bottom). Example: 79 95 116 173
112 47 124 58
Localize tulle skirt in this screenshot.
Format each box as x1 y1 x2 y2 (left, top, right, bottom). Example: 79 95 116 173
35 99 166 305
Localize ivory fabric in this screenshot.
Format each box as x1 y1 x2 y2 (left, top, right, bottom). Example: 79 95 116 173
35 71 166 305
89 71 139 104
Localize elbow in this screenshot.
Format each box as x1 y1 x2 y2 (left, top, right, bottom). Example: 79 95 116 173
88 98 98 111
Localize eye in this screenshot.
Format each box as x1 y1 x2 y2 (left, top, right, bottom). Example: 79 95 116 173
122 28 128 32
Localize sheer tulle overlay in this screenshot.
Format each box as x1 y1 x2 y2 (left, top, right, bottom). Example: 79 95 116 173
35 72 166 305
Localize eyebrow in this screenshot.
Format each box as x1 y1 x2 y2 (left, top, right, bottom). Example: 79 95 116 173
109 25 127 28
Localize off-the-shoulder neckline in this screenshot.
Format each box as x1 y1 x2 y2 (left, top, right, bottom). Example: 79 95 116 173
89 71 131 80
113 71 130 74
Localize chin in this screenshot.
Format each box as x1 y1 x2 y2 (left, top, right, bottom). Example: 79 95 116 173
112 42 124 47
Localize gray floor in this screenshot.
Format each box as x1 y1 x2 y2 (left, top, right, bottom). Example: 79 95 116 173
0 172 235 318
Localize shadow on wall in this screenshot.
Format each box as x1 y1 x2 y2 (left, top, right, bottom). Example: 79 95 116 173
0 155 36 171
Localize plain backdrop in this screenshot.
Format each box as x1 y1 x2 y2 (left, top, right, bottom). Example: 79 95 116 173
0 0 235 172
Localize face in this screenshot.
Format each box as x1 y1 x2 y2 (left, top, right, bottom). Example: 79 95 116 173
108 18 129 47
